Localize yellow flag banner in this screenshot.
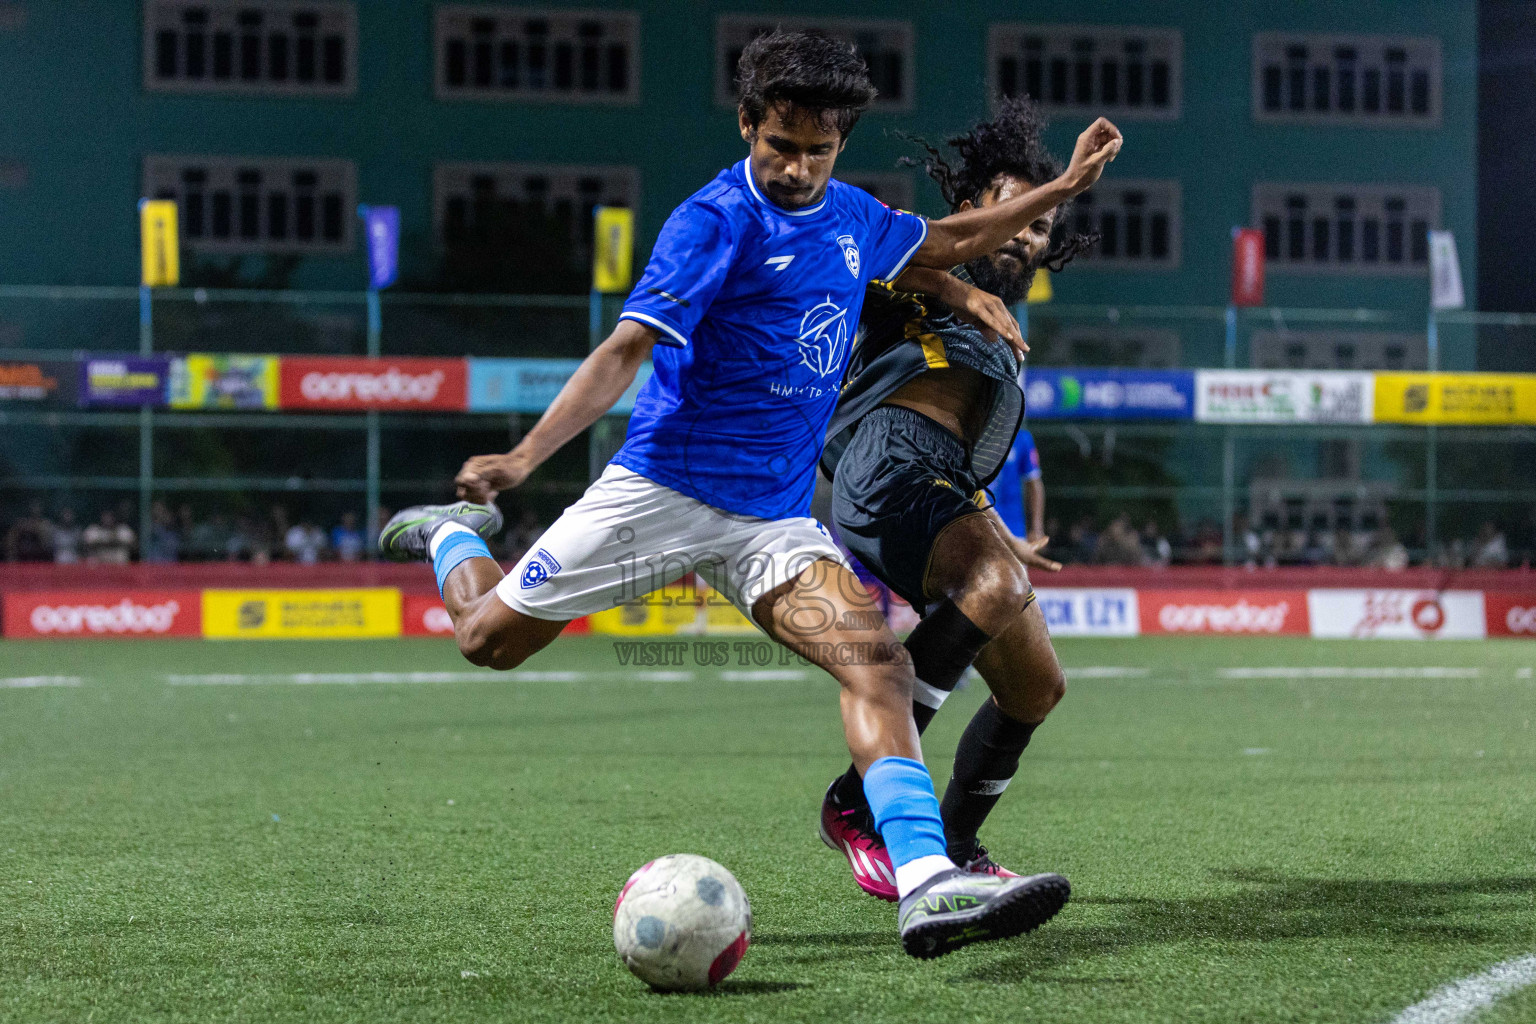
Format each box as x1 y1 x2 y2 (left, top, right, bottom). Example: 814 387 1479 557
1026 268 1053 304
139 199 180 287
1374 372 1536 425
592 206 634 293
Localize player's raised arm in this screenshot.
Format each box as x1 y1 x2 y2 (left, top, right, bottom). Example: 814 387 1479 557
910 117 1122 269
455 320 659 503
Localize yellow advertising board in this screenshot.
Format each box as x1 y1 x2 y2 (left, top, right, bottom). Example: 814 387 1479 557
586 586 702 636
1374 372 1536 425
592 206 634 294
202 588 402 639
169 354 279 410
140 200 180 287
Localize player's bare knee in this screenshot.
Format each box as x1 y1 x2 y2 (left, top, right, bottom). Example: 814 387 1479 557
964 555 1031 625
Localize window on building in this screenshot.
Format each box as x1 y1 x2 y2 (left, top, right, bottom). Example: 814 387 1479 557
989 24 1181 119
1065 179 1180 268
1253 183 1438 275
143 156 356 253
1250 330 1428 370
143 1 356 95
716 16 913 110
840 172 915 212
434 163 637 271
1253 34 1440 125
436 7 639 103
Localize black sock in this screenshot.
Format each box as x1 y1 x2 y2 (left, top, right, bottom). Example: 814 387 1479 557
831 600 991 808
940 698 1038 860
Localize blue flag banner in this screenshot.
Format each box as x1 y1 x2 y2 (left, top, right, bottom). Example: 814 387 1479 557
360 205 400 290
1023 368 1196 421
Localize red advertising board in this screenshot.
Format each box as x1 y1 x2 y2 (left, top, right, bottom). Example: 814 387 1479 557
1139 589 1310 636
279 357 468 411
3 590 202 638
1231 228 1266 307
1484 593 1536 638
402 594 455 637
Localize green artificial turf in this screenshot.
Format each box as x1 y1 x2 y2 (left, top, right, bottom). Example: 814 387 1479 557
1 635 1534 1023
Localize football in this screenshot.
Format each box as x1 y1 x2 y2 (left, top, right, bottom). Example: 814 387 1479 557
612 854 752 992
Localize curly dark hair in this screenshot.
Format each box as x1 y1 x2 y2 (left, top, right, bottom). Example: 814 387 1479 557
901 97 1097 272
737 30 877 138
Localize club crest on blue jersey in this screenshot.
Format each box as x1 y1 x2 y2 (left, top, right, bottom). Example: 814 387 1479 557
795 296 851 379
520 548 563 589
837 234 860 278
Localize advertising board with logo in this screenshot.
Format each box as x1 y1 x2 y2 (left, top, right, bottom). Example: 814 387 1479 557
0 360 77 406
401 594 455 637
201 588 402 639
1139 590 1309 636
3 590 202 638
80 357 170 408
1373 373 1536 426
1195 371 1374 424
469 358 651 414
1483 593 1536 638
279 357 467 411
170 354 279 410
1034 588 1140 637
1023 369 1194 421
1306 590 1485 640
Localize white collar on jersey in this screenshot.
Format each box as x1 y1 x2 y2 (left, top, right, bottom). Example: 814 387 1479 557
739 159 828 218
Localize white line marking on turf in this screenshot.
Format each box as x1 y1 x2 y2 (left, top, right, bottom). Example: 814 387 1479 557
1218 667 1481 679
0 676 84 688
1063 666 1151 678
166 672 497 686
1389 954 1536 1024
721 670 808 682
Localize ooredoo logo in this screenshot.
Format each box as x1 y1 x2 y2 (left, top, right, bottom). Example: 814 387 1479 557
1505 606 1536 635
280 358 467 410
29 599 182 635
300 367 445 404
1158 600 1290 634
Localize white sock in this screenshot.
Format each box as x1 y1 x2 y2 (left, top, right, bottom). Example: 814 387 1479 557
428 522 475 559
894 854 956 899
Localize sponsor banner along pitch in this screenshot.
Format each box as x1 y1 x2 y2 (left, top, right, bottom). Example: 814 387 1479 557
279 357 468 411
202 588 402 639
2 590 202 638
1306 589 1486 640
1139 590 1310 635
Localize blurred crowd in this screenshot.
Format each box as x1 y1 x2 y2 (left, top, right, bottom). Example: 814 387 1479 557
2 500 547 566
1 499 1522 571
1041 512 1519 570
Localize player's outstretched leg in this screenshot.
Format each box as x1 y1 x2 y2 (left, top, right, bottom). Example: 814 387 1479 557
822 511 1063 890
378 501 567 670
758 557 1067 957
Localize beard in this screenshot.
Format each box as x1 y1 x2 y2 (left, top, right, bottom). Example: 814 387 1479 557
963 243 1040 306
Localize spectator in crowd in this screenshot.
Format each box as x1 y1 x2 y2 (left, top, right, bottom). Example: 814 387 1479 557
5 501 54 561
1094 515 1146 566
1234 513 1260 569
1472 522 1509 568
1363 526 1410 570
1141 520 1172 568
83 510 135 564
331 512 366 562
188 513 233 561
145 501 181 563
284 520 326 564
1329 524 1355 567
53 508 81 564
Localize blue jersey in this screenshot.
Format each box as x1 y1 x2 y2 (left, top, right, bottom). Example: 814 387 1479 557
614 160 929 520
991 428 1042 538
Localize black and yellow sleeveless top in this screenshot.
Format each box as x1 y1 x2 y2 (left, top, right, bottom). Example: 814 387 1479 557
819 265 1024 489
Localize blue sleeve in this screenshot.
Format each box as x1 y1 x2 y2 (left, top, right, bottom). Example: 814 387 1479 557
619 202 737 347
1018 429 1043 481
850 189 928 283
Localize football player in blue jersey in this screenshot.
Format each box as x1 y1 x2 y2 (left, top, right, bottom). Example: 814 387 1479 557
818 99 1091 899
381 31 1121 958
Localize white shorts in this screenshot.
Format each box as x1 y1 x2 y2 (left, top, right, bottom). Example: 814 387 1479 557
496 465 848 623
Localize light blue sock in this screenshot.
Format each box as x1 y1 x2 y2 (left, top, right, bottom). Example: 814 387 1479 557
432 529 492 598
862 756 949 868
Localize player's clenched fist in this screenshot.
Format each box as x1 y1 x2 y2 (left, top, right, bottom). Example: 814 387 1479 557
1063 117 1123 196
455 452 528 504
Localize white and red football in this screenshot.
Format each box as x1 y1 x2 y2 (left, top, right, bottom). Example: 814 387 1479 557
612 853 752 991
